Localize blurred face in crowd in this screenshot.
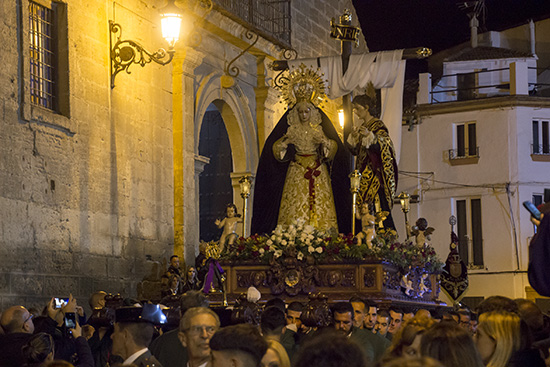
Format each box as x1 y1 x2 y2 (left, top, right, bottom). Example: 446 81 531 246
365 306 377 329
180 313 219 363
389 310 403 334
474 326 496 364
470 319 479 335
403 312 415 323
375 316 389 336
170 276 179 290
351 302 366 329
0 306 35 334
286 309 302 329
459 314 471 330
334 311 353 335
170 256 180 269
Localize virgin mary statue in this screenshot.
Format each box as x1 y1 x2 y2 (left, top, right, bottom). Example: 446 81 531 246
251 64 351 235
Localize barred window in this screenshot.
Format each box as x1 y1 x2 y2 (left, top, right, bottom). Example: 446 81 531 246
29 1 55 110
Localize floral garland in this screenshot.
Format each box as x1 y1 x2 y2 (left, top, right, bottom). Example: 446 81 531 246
221 221 443 274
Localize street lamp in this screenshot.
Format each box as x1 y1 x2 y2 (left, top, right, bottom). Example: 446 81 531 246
110 0 183 88
398 192 411 238
349 170 362 235
239 175 252 237
338 108 345 130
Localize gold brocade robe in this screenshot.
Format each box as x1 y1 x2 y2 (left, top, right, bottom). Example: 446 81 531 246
273 122 338 231
349 118 397 212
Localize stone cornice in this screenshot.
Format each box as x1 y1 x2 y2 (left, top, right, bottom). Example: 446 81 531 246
416 95 550 117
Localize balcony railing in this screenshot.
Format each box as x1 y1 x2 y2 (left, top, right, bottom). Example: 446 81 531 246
419 64 544 105
213 0 291 46
448 146 480 160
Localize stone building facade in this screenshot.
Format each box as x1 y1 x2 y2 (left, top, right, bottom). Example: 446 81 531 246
0 0 365 311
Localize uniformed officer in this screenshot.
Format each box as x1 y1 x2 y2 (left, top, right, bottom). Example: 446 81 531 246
111 304 166 367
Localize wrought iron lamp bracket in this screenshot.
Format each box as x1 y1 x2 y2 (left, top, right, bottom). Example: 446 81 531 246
224 29 260 79
110 21 175 89
271 47 298 88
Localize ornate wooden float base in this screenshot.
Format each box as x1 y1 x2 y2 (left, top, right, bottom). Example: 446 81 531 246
210 260 444 309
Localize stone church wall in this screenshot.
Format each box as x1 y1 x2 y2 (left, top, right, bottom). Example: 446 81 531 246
0 0 174 311
0 0 363 312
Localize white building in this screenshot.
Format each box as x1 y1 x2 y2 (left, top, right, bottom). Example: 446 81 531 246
395 17 550 306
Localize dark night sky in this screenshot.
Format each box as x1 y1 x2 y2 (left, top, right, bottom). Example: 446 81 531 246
351 0 550 77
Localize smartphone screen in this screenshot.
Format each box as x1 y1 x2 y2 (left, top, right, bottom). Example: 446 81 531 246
54 298 68 309
64 312 76 329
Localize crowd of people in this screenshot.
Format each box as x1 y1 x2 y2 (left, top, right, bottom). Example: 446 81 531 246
1 275 550 367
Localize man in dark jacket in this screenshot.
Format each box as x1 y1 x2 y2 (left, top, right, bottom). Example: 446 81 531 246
529 203 550 297
0 305 35 367
332 302 391 363
111 305 166 367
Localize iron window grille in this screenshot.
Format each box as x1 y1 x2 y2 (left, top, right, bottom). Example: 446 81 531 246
29 1 56 111
214 0 291 47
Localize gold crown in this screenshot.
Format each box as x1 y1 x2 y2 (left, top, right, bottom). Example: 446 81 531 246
277 63 326 108
294 82 315 103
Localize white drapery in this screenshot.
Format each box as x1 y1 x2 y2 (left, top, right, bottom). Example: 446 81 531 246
288 50 405 161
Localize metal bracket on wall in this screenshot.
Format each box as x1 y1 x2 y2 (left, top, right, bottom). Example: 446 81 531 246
271 47 298 88
109 21 175 89
224 29 259 79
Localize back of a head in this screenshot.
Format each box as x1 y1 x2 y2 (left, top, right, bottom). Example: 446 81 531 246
379 356 445 367
265 340 290 367
420 321 484 367
1 306 26 333
210 324 268 367
180 291 209 314
45 361 75 367
22 333 54 366
265 298 286 313
478 310 521 367
476 296 519 315
514 298 544 331
261 306 286 336
118 322 155 348
293 331 367 367
389 315 435 357
88 291 107 309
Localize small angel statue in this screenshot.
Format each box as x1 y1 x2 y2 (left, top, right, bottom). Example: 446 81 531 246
215 203 241 253
411 218 434 247
400 272 414 296
356 202 376 248
418 273 429 297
